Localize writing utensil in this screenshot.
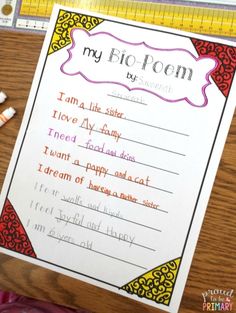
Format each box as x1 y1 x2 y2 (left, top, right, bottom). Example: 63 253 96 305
0 91 7 104
0 107 16 127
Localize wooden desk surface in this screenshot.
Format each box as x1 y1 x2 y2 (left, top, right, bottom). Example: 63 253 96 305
0 29 235 313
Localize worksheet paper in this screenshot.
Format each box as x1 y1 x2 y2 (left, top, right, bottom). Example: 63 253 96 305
0 5 235 312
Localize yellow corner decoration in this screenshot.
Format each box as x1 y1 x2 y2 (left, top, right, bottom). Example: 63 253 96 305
121 257 181 306
48 10 104 55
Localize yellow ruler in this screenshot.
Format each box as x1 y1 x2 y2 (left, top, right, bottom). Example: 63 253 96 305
19 0 236 37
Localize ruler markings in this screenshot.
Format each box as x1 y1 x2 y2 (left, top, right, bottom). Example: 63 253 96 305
17 0 236 36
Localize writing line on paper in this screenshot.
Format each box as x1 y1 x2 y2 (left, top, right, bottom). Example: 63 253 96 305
77 144 180 175
55 216 156 251
58 90 190 136
113 115 190 137
86 187 168 213
79 125 186 155
107 92 148 105
71 161 174 194
61 197 162 232
47 233 148 270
